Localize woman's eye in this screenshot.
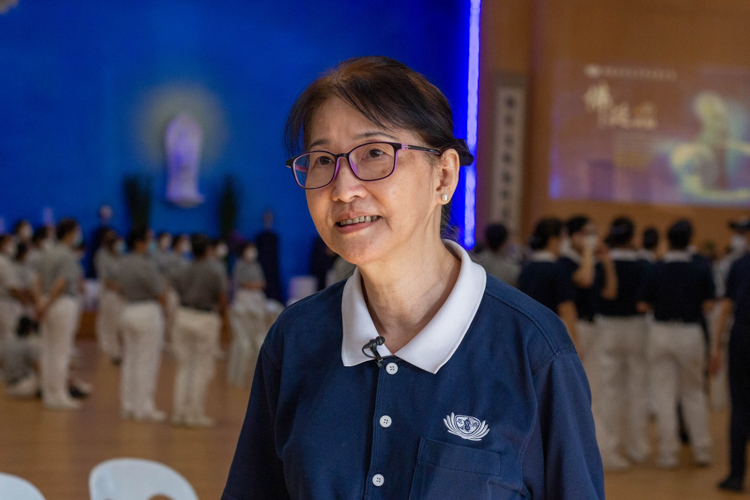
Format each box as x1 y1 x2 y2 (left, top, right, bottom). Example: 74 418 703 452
315 156 334 166
366 148 385 158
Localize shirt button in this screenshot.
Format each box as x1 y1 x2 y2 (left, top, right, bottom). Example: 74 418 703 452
379 415 392 428
372 474 385 487
386 363 398 375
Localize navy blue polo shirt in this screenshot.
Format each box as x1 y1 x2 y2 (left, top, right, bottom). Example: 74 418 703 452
726 252 750 325
558 254 603 323
517 252 576 314
222 246 603 500
598 249 649 317
640 251 715 324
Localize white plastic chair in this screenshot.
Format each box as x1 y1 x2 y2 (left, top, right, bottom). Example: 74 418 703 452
0 473 45 500
88 458 198 500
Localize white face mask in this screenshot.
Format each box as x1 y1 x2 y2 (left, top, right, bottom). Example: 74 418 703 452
730 234 747 252
243 248 258 261
215 244 228 259
114 241 126 255
584 234 599 251
560 236 573 255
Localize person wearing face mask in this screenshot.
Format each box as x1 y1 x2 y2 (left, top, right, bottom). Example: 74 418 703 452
87 204 114 279
116 227 167 422
228 242 267 386
152 232 181 350
476 223 521 287
212 239 230 277
715 219 750 299
517 218 578 344
558 217 617 419
26 226 50 276
13 220 33 246
172 234 227 427
36 219 86 410
595 217 651 470
94 230 123 363
224 57 603 499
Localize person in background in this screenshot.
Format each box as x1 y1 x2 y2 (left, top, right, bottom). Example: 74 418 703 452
26 226 50 275
517 218 578 343
596 217 651 470
639 227 660 263
2 317 39 398
117 227 167 422
172 234 227 427
153 232 184 350
477 223 521 287
711 218 750 492
310 236 338 291
13 219 33 246
13 243 39 321
715 218 750 298
94 230 123 363
640 220 714 468
152 232 173 271
87 204 114 279
36 218 86 410
256 210 283 303
558 216 617 400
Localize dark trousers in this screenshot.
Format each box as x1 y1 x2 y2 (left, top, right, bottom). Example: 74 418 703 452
728 327 750 480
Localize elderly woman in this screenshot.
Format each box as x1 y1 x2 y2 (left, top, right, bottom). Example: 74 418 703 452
223 57 603 500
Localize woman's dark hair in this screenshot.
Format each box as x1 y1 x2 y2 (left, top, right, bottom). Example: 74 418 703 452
565 215 590 237
529 218 563 251
485 223 509 252
284 56 474 235
667 220 692 250
192 234 211 259
606 217 635 248
642 227 659 251
32 226 49 245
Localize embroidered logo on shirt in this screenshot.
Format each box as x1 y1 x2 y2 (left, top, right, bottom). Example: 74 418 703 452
444 413 490 441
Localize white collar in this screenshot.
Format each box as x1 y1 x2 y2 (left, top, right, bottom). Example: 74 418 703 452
530 251 557 262
341 240 487 374
610 248 639 261
561 248 582 264
662 250 691 263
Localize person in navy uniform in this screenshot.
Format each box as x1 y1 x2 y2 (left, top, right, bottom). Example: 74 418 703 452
711 218 750 492
517 218 578 342
222 56 603 500
639 220 714 469
595 216 651 471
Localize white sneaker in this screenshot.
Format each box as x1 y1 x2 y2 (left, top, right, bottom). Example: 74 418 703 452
44 398 82 411
656 455 679 469
171 414 188 426
601 453 630 471
186 414 215 427
72 379 93 395
695 450 713 467
136 410 167 423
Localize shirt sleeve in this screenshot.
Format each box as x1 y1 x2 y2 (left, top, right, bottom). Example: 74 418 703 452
223 345 289 500
555 262 576 307
529 352 605 500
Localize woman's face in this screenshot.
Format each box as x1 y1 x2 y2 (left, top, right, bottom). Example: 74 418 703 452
305 97 455 267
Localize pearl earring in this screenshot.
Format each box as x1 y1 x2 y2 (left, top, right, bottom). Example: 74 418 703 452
442 194 449 202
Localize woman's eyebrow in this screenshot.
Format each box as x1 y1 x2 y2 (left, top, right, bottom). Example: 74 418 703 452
308 131 400 150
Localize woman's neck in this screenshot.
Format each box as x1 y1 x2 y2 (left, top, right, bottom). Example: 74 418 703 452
357 238 461 353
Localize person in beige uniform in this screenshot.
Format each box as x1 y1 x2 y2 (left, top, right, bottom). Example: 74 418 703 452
94 230 123 363
36 219 85 410
117 227 167 422
172 234 227 427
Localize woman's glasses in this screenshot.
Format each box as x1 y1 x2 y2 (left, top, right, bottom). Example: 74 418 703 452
285 142 441 190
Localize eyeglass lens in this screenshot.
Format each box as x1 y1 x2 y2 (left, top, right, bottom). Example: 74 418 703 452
293 142 397 189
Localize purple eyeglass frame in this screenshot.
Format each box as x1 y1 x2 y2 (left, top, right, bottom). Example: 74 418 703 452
285 141 442 190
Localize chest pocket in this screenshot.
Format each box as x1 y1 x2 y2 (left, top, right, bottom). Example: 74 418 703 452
409 438 528 500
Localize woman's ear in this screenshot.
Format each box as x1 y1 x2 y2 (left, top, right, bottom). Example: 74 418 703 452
436 148 460 201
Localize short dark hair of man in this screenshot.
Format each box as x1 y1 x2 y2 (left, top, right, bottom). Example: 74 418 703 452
643 227 659 251
127 227 149 251
191 234 211 259
667 220 692 250
565 215 590 237
485 224 509 252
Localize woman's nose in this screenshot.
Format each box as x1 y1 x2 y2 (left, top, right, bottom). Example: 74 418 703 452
331 157 365 202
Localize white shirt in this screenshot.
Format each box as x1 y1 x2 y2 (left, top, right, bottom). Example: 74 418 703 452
341 241 487 374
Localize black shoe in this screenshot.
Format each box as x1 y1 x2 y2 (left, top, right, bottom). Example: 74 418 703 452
718 476 744 492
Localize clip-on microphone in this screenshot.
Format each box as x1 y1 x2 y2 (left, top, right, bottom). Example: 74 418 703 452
362 336 386 368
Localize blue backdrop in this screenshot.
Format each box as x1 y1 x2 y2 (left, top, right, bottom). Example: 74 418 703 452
0 0 470 297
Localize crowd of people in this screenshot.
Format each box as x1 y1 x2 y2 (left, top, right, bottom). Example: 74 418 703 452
473 215 750 492
0 216 279 428
2 207 749 489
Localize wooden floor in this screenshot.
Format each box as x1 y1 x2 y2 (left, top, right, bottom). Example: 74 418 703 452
0 340 746 499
